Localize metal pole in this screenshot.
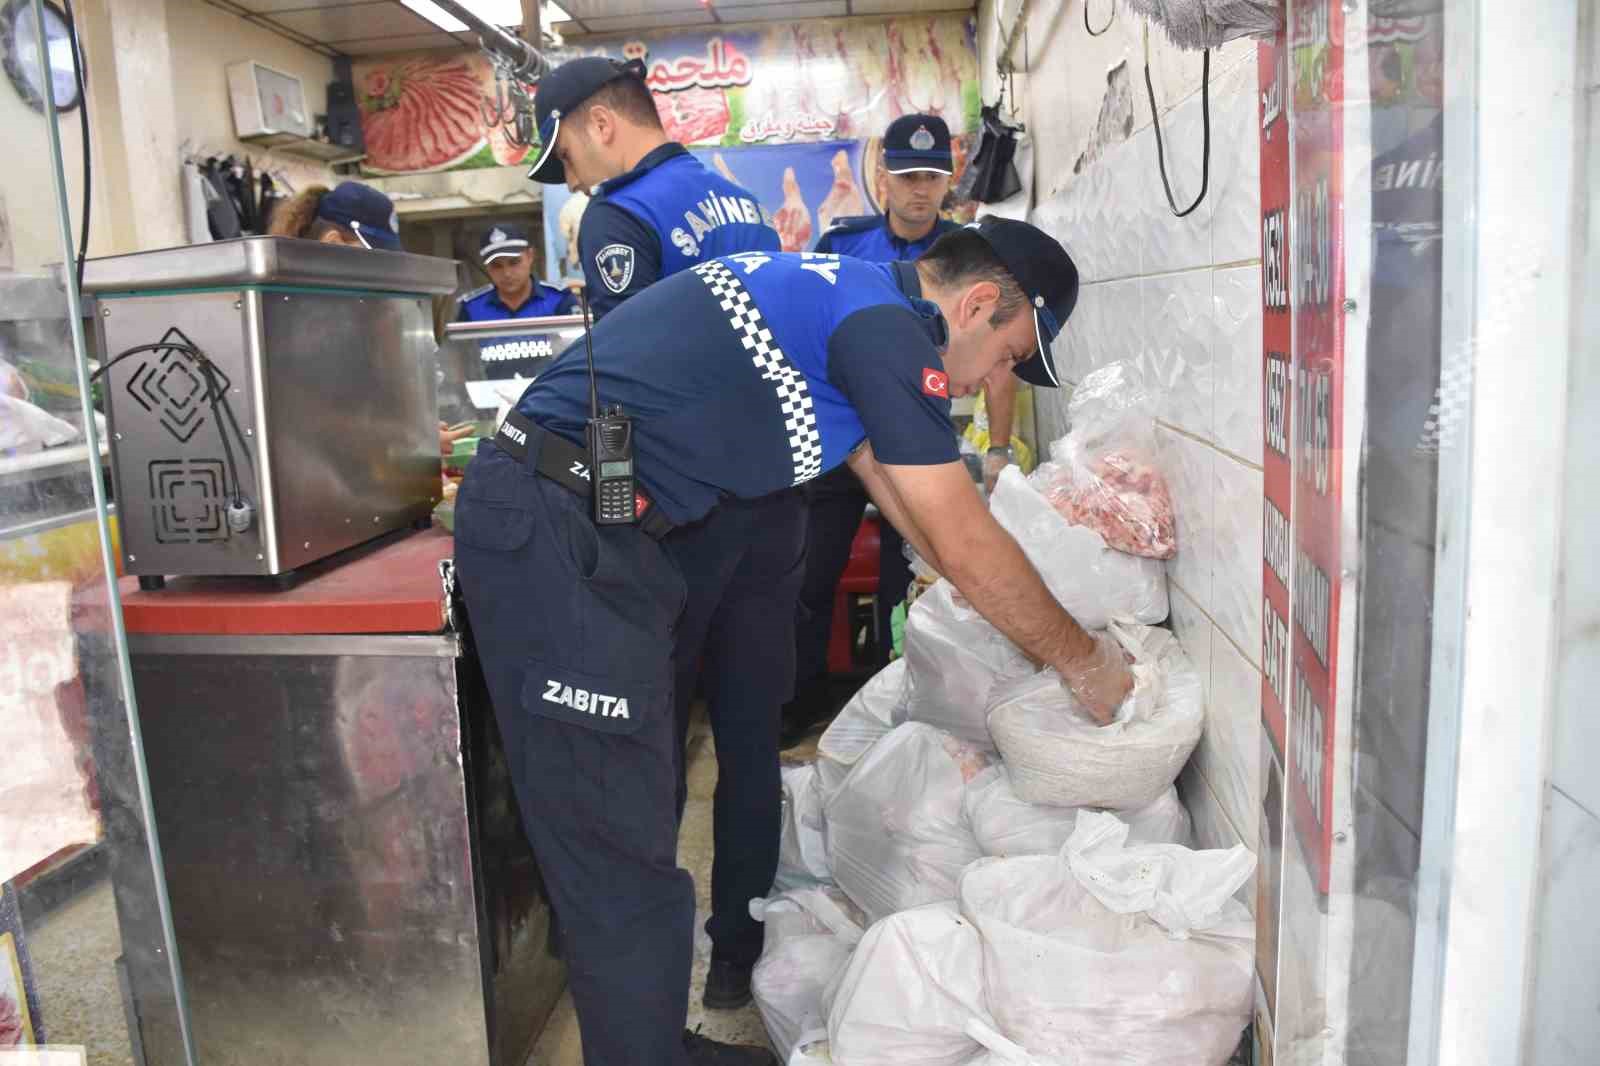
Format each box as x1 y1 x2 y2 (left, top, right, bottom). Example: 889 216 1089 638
28 1 198 1064
430 0 550 79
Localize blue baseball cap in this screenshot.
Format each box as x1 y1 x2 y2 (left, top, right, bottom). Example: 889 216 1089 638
960 216 1080 388
526 57 648 185
883 113 954 175
316 182 401 250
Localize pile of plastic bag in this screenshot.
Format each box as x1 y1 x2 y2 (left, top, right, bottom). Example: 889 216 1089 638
751 363 1250 1065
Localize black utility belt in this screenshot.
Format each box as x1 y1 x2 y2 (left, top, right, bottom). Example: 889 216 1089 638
492 410 676 541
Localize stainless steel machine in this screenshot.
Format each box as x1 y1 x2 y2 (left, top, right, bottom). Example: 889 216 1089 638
83 238 458 586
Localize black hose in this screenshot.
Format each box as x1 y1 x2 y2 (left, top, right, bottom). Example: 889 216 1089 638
1086 0 1115 36
92 341 255 505
1146 47 1210 218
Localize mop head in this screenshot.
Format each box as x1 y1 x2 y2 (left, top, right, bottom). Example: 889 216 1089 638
1125 0 1283 51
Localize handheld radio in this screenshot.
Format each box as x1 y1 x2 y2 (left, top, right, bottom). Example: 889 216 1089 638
578 288 637 525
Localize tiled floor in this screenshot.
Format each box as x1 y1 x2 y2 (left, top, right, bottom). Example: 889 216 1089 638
527 712 813 1066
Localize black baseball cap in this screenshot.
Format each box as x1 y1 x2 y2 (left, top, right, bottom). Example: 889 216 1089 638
963 216 1079 387
526 56 648 185
479 222 532 263
883 113 953 175
316 182 401 250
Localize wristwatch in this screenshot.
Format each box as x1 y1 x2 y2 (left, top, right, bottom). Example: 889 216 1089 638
987 444 1015 459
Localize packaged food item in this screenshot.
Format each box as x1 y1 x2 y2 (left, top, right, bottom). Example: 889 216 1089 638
826 901 993 1066
752 886 866 1063
815 659 910 806
986 624 1202 811
902 579 1033 746
1033 360 1177 559
989 466 1169 630
965 766 1193 858
958 813 1255 1066
776 764 833 891
824 723 991 923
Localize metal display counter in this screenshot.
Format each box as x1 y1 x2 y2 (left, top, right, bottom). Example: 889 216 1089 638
95 528 561 1065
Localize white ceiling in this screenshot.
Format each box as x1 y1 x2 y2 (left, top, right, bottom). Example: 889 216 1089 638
201 0 975 57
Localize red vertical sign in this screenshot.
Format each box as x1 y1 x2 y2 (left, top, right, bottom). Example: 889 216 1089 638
1256 30 1294 1028
1287 0 1345 897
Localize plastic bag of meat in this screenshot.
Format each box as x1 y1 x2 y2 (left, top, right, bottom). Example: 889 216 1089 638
824 723 992 924
1032 361 1177 560
815 659 911 807
752 886 866 1062
988 466 1169 629
986 623 1203 811
958 812 1255 1066
826 901 995 1066
777 764 833 891
964 765 1193 858
902 579 1035 746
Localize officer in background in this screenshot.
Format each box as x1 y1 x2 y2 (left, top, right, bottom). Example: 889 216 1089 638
525 56 798 1015
786 114 1019 745
454 219 1128 1066
527 56 781 317
456 222 578 324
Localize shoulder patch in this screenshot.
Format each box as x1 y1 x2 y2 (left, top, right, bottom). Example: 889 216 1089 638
458 284 493 303
594 244 636 294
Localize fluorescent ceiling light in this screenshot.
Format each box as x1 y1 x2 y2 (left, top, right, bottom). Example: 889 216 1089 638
401 0 526 33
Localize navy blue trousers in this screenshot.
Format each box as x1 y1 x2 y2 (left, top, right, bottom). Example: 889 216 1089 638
454 434 693 1066
663 490 807 967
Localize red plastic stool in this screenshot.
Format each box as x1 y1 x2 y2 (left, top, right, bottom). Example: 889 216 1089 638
827 515 881 674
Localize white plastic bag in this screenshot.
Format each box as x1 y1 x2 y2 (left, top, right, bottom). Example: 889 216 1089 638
987 623 1202 810
0 394 79 453
816 659 910 806
824 723 991 923
902 579 1033 745
989 465 1169 629
965 765 1193 857
788 1037 833 1065
753 886 866 1063
777 764 833 890
826 901 994 1066
958 813 1255 1066
1036 360 1177 559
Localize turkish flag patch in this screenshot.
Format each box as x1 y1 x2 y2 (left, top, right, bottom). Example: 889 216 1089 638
921 368 949 398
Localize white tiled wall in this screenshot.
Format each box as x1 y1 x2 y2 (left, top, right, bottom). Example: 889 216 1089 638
981 1 1265 858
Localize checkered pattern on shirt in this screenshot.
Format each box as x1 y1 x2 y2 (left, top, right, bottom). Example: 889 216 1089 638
691 259 824 484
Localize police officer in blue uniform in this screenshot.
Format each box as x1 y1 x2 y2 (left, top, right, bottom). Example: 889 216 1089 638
785 115 1015 746
523 57 804 1019
453 219 1133 1066
526 56 780 317
456 222 578 324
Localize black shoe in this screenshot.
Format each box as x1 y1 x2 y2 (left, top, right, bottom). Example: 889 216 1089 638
683 1027 775 1065
701 958 755 1010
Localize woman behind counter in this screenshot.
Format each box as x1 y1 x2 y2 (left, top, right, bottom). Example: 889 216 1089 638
267 181 404 250
270 181 468 455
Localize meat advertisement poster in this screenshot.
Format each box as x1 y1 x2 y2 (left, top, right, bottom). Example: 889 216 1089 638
354 14 978 176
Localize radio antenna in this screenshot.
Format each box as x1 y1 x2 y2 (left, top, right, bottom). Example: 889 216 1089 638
579 287 600 420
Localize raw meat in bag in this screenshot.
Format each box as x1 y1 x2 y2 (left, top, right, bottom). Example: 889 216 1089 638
902 579 1033 745
752 886 866 1062
816 659 911 806
989 466 1169 630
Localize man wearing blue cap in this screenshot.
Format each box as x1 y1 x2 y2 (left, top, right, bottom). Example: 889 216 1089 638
521 56 805 1039
789 115 1020 746
453 217 1118 1066
457 221 577 323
